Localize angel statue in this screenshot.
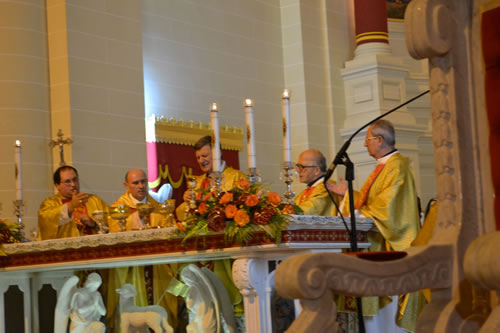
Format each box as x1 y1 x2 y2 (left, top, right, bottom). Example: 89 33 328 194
181 264 236 333
54 273 106 333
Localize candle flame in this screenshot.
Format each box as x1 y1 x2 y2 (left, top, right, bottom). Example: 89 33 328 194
15 140 21 147
210 103 218 112
245 98 253 107
282 89 290 98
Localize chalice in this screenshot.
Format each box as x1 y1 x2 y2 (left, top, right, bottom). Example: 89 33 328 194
159 199 176 227
109 205 130 232
91 210 108 234
136 202 154 229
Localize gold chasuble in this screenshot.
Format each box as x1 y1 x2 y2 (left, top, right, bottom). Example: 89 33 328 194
175 165 246 317
38 193 109 240
340 153 424 332
293 178 341 216
104 192 179 331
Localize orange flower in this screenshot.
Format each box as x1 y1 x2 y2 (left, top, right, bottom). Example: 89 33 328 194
244 194 259 207
225 204 238 219
219 192 234 204
198 202 208 215
282 204 295 215
267 192 282 206
196 192 202 200
236 179 250 190
203 192 212 201
234 209 250 227
176 222 186 233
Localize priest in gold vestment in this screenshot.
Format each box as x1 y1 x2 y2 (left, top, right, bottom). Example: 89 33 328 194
328 120 424 332
38 165 108 240
108 168 164 232
103 168 178 331
175 135 246 317
294 149 342 216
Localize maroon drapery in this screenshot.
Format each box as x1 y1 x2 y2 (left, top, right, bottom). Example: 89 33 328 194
147 142 240 207
482 6 500 230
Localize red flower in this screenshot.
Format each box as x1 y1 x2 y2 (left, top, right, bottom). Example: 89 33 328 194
244 194 259 207
267 192 282 206
197 202 208 215
225 204 237 219
253 206 276 225
234 209 250 227
219 192 234 204
207 206 226 232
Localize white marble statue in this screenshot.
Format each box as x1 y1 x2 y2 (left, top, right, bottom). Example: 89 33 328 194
54 273 106 333
148 183 173 203
116 283 173 333
181 264 236 333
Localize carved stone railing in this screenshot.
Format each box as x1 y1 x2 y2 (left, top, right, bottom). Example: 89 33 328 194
275 245 453 333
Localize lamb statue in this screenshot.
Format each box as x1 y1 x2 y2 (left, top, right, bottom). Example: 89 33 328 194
54 272 106 333
116 283 174 333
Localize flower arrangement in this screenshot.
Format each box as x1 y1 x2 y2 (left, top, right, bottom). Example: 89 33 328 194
0 219 24 244
180 179 303 245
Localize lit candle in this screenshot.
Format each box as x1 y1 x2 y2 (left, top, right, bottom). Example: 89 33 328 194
210 103 221 172
244 98 257 169
14 140 22 201
281 89 292 163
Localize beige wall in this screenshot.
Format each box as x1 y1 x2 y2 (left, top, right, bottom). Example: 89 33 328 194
0 1 51 234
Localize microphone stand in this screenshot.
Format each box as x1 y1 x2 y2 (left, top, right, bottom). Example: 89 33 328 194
324 89 430 333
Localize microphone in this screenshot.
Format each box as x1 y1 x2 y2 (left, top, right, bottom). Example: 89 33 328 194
324 89 430 181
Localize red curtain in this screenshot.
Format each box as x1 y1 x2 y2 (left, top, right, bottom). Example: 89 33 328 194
482 6 500 230
147 142 240 207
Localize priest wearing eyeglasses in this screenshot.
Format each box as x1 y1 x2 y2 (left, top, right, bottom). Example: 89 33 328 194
293 149 343 216
327 120 423 332
37 165 109 240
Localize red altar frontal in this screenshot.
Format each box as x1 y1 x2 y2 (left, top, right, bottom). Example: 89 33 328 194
0 215 373 333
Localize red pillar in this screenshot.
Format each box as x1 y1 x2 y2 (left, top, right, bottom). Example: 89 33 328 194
354 0 389 46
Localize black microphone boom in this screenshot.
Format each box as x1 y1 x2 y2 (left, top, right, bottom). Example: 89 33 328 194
324 89 430 181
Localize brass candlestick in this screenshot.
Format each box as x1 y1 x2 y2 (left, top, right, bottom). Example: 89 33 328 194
13 200 26 239
185 176 197 217
280 161 296 205
209 171 224 196
247 168 261 185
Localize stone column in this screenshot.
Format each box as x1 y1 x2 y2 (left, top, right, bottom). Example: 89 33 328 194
340 0 425 189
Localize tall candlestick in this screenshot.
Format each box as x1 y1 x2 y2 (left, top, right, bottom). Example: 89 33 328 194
14 140 22 201
244 98 257 169
281 89 292 163
210 103 221 172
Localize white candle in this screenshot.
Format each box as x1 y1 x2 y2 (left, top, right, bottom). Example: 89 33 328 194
14 140 22 201
244 98 257 169
281 89 292 163
210 103 221 172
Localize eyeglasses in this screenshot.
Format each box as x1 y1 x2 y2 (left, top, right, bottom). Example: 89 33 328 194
61 177 79 185
295 164 318 171
365 136 380 142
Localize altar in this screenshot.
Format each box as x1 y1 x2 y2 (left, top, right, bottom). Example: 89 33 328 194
0 215 373 333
